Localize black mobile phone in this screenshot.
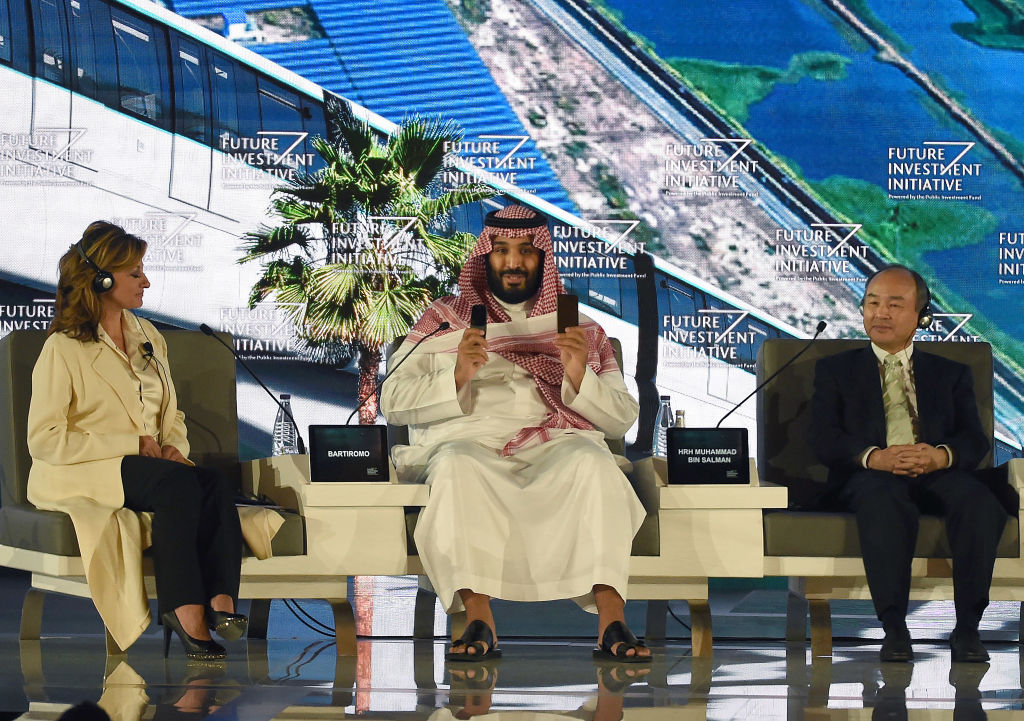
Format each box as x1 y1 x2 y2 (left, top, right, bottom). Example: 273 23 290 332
557 294 579 333
470 304 487 337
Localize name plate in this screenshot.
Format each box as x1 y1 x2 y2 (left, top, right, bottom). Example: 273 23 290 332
309 425 388 482
667 427 749 484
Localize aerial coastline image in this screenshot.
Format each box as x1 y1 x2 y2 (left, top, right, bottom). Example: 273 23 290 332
588 0 1024 350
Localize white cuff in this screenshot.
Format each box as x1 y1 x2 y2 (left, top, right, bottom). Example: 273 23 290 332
937 444 954 468
861 446 880 468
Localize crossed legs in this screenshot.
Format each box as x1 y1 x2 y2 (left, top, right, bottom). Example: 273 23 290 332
121 456 243 640
174 595 236 641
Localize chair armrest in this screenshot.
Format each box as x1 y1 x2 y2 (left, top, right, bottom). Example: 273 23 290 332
242 455 308 511
243 456 428 514
1007 459 1024 505
628 457 661 516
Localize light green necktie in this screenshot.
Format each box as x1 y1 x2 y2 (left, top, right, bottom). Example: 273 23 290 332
883 354 916 446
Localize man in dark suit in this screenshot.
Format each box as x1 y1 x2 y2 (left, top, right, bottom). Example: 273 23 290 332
811 265 1006 663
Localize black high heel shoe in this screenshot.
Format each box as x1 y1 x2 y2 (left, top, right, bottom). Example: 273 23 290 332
206 610 248 641
162 610 226 660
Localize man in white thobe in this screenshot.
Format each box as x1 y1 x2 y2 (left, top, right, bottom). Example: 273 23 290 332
381 205 649 662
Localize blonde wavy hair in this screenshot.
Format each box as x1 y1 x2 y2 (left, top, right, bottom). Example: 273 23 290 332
50 221 147 342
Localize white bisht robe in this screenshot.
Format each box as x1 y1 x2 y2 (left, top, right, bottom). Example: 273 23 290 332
381 302 645 613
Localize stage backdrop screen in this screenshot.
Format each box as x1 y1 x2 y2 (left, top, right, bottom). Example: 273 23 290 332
0 0 1021 463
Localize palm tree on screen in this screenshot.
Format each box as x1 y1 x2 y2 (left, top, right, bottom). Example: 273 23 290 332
240 99 494 423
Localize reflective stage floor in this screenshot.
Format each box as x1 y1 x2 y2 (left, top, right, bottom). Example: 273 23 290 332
5 637 1023 721
2 570 1023 721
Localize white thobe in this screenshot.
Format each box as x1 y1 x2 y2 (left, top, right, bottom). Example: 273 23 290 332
381 301 645 613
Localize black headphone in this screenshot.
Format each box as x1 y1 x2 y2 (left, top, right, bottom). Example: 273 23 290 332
74 239 115 294
917 284 933 329
862 265 932 329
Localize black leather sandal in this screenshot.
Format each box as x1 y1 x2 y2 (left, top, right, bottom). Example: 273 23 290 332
593 620 651 664
446 619 502 662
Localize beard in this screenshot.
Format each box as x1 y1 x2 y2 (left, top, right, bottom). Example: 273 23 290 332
486 258 543 304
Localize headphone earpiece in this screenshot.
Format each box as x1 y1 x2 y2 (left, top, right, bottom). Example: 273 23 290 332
74 240 114 294
918 303 933 330
93 272 114 294
916 273 933 329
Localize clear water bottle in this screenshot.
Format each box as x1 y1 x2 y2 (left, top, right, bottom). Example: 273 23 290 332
272 393 300 455
653 395 673 457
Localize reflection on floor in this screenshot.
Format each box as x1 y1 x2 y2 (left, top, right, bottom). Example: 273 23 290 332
2 570 1023 720
4 636 1023 721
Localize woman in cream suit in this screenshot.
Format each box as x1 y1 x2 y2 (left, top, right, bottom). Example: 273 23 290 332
27 221 246 660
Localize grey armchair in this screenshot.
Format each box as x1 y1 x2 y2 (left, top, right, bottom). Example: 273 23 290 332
756 338 1020 656
0 328 305 652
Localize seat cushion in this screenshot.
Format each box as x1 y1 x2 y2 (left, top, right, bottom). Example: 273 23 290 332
0 504 80 555
0 504 306 557
764 510 1019 558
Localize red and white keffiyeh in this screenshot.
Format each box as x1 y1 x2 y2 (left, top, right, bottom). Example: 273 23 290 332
405 205 620 455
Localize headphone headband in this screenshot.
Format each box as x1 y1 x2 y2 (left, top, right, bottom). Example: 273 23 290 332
75 239 115 293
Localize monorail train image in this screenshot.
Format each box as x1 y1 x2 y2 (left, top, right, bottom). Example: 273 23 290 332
0 0 1020 460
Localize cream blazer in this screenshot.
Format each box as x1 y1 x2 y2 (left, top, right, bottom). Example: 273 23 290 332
27 312 191 650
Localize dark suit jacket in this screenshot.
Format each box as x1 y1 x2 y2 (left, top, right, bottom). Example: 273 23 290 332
810 345 989 501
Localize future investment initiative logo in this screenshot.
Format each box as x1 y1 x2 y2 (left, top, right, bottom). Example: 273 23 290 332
553 218 645 278
440 135 536 188
887 141 981 201
662 138 759 199
768 223 868 281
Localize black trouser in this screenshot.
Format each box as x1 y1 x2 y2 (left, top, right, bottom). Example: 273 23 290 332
838 468 1007 630
121 456 242 618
